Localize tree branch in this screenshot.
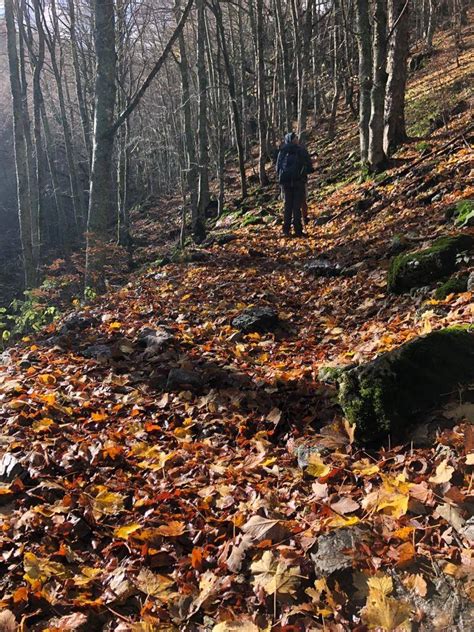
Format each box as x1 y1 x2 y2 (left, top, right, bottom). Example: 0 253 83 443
108 0 195 137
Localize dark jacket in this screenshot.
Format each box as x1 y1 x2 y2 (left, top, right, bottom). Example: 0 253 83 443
276 143 314 184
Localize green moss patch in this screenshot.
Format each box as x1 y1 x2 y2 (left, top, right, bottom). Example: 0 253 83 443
387 233 473 294
434 275 469 300
338 327 474 444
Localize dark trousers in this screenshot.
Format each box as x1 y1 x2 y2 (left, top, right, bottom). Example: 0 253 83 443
282 181 305 235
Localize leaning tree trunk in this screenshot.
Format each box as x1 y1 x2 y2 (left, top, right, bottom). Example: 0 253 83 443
86 0 117 288
356 0 372 164
384 0 409 155
213 0 247 199
68 0 92 166
368 0 388 172
5 0 37 288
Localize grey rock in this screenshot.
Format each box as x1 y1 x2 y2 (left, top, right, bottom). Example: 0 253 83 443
231 306 279 334
310 528 362 576
137 328 174 356
166 368 204 391
82 344 112 360
305 258 343 278
60 313 99 335
468 272 474 293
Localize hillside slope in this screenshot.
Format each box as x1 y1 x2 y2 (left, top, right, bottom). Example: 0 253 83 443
0 23 473 632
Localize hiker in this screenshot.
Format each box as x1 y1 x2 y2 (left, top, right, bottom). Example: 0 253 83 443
276 132 314 237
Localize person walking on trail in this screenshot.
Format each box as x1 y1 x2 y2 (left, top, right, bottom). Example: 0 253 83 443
276 132 314 237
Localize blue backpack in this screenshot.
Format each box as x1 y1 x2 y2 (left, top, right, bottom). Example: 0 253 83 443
278 145 304 185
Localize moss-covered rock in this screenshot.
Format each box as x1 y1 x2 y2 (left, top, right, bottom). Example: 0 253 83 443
387 233 473 294
434 275 469 300
338 327 474 444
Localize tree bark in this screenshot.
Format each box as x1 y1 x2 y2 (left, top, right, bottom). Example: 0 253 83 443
256 0 269 185
194 0 209 243
68 0 92 165
368 0 388 172
175 0 198 216
384 0 409 155
212 0 247 199
356 0 372 164
85 0 117 290
5 0 37 288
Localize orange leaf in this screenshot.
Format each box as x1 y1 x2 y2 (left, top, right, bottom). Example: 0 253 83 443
191 547 203 570
13 586 28 603
156 521 186 537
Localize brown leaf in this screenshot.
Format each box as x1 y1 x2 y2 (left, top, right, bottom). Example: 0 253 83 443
329 496 360 514
225 533 253 573
242 515 289 542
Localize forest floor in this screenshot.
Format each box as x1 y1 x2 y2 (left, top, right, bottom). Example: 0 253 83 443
0 22 473 632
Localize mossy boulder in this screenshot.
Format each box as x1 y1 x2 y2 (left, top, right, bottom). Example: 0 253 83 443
434 275 469 300
338 327 474 444
387 234 473 294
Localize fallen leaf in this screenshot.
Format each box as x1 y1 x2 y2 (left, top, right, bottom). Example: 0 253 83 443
242 515 288 542
402 573 427 597
306 453 331 478
362 575 411 630
429 458 454 484
156 521 186 537
251 550 300 596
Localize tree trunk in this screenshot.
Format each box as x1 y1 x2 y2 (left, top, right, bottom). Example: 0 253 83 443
356 0 372 164
213 0 247 199
275 0 292 131
425 0 437 51
5 0 37 287
85 0 117 289
256 0 268 186
68 0 92 166
175 0 198 216
384 0 409 155
194 0 209 243
368 0 388 172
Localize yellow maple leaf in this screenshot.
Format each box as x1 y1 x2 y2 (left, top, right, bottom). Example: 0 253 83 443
89 486 124 517
31 418 54 433
352 459 380 476
23 552 70 588
73 566 103 586
306 453 331 478
362 574 412 630
114 523 142 540
326 515 360 528
362 475 411 519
